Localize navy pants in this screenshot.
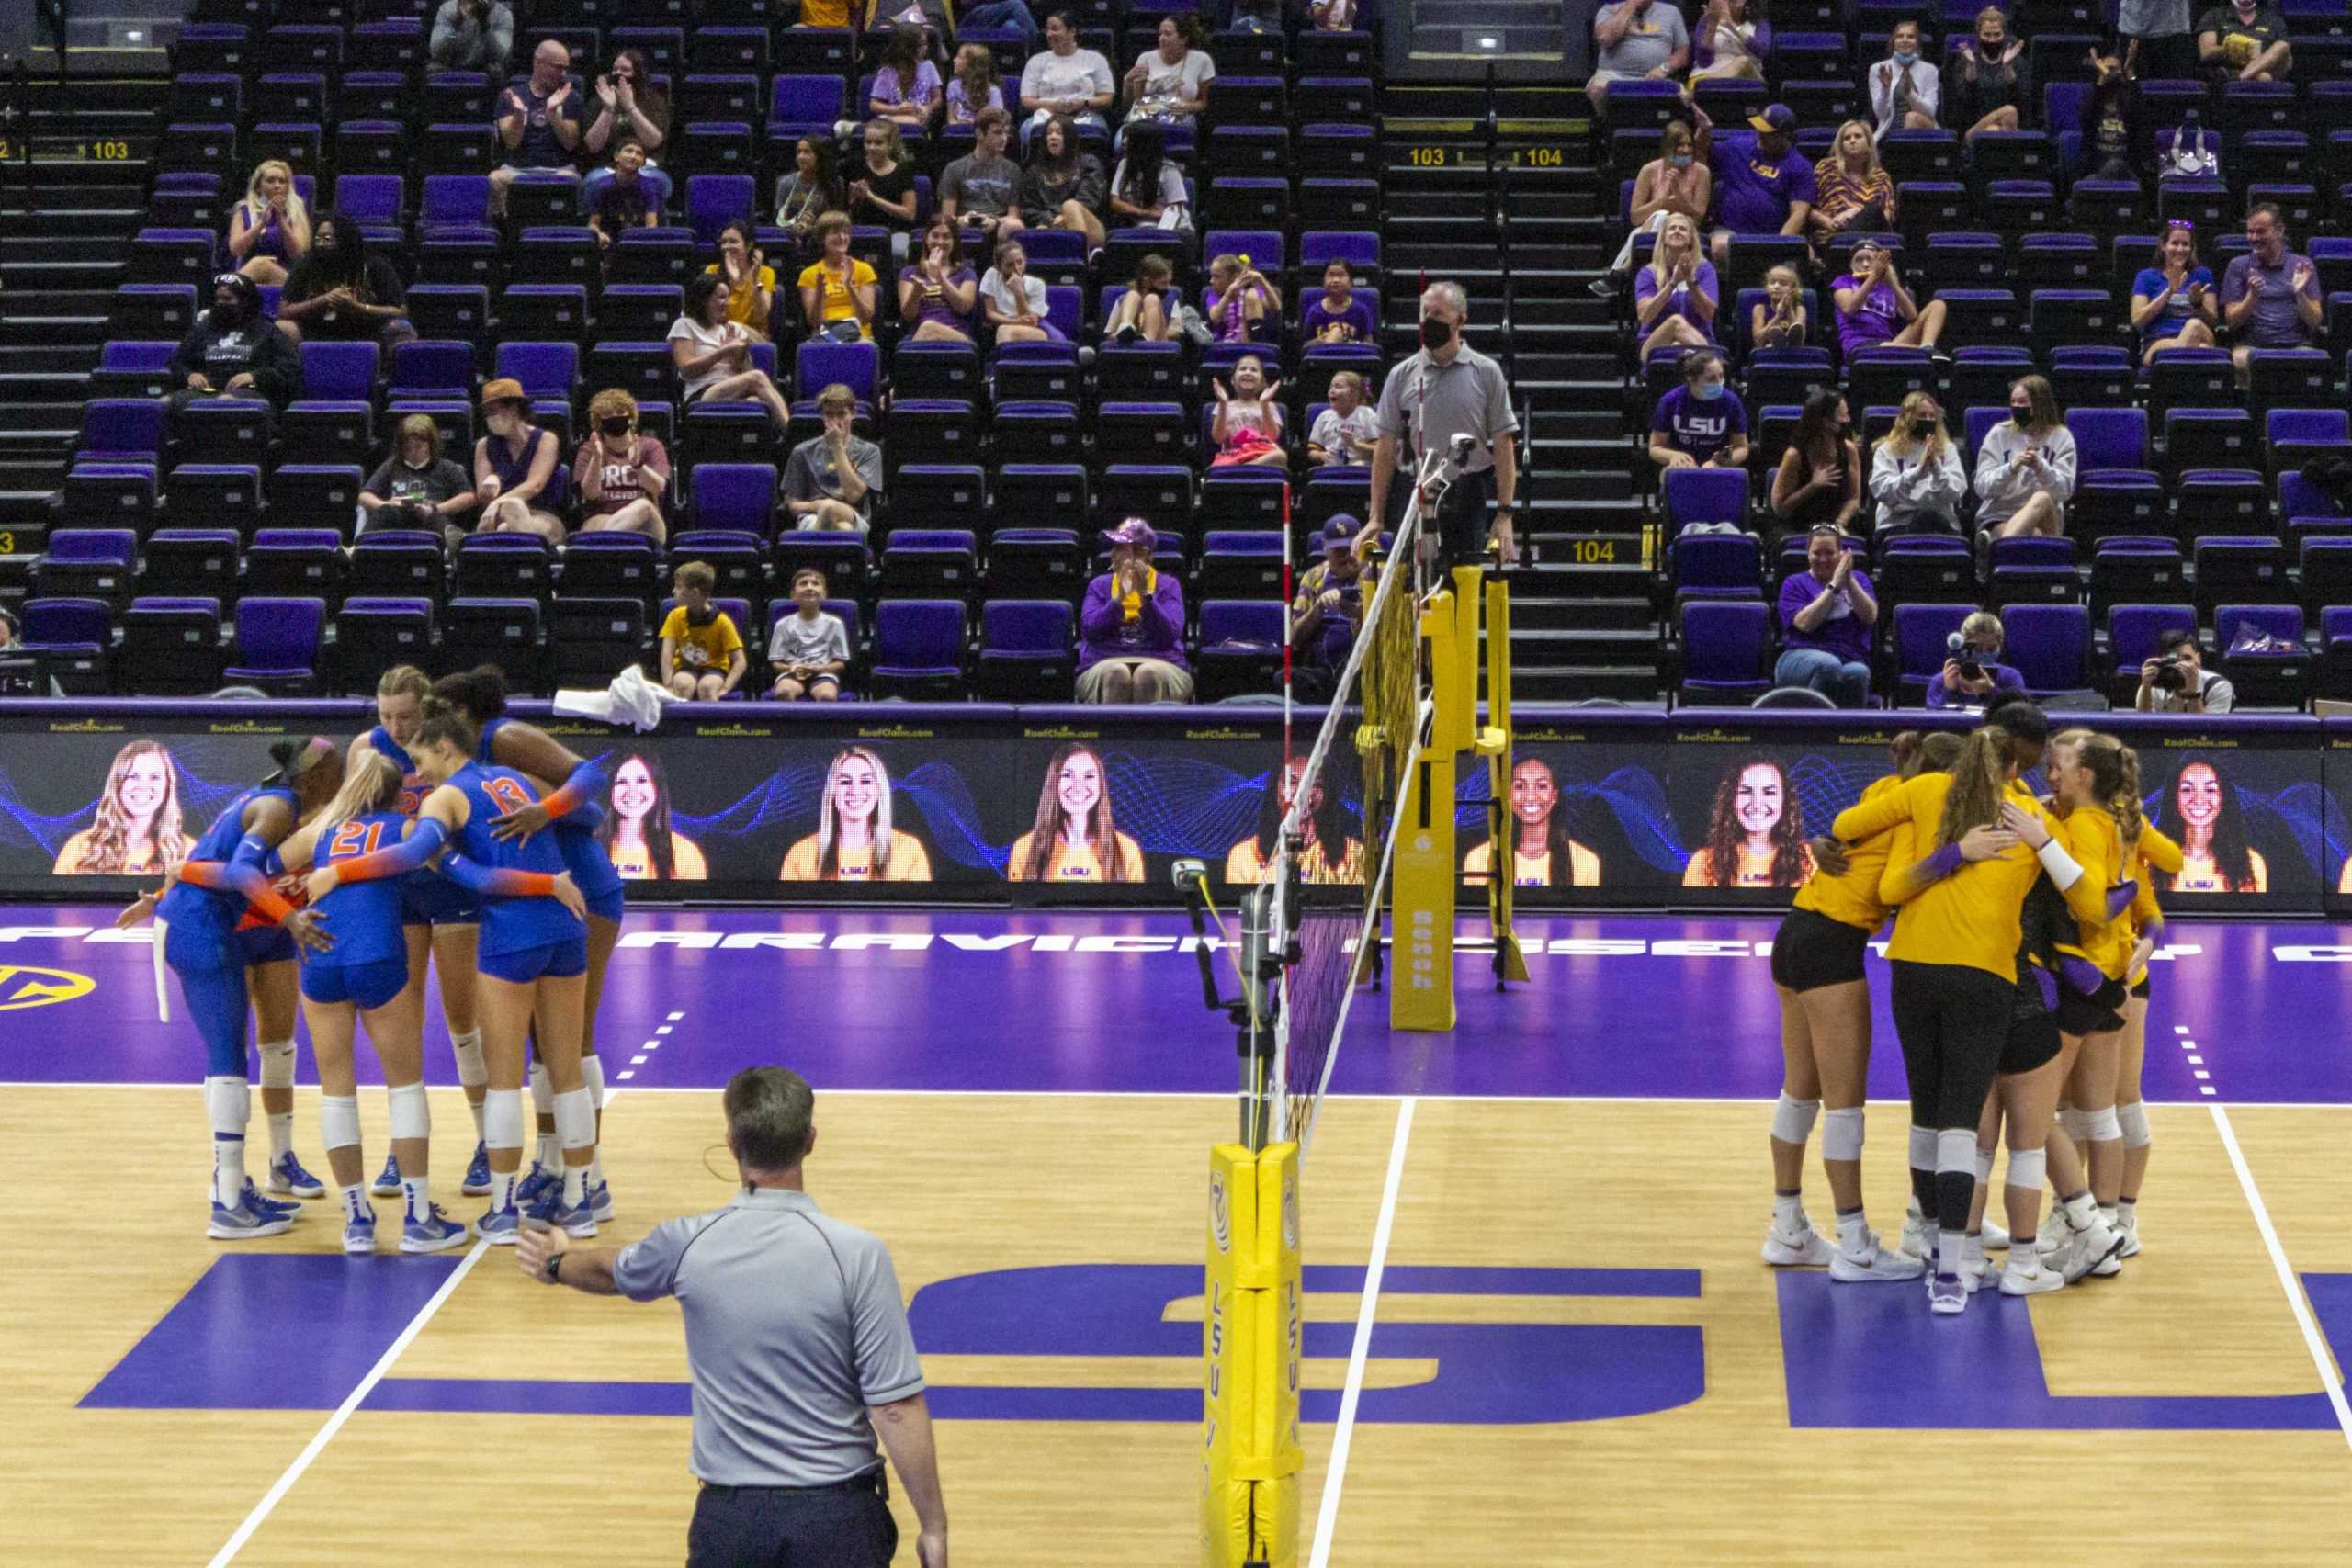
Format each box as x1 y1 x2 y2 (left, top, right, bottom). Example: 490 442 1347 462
686 1474 896 1567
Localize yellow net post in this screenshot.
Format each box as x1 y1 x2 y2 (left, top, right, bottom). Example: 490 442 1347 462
1483 573 1529 987
1202 1142 1303 1568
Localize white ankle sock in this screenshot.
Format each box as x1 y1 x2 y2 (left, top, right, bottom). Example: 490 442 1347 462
205 1075 250 1208
490 1170 518 1213
1772 1190 1804 1232
1937 1228 1967 1278
401 1176 431 1226
268 1111 294 1163
339 1182 368 1223
1836 1209 1870 1253
562 1162 588 1207
2117 1198 2137 1226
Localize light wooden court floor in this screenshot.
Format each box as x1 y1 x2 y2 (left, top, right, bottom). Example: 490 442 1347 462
4 1086 2348 1565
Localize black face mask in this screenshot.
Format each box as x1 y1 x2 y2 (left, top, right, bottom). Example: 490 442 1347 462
213 299 244 326
1419 316 1454 351
599 419 632 439
2010 406 2033 422
1911 419 1937 439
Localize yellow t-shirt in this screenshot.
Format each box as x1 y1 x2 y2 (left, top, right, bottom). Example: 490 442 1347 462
1008 829 1145 883
659 605 743 671
1682 842 1812 888
797 258 878 337
1224 835 1366 886
779 832 934 882
1461 839 1601 887
2179 847 2267 894
798 0 850 25
705 263 776 329
1792 773 1900 930
607 834 707 881
51 829 174 876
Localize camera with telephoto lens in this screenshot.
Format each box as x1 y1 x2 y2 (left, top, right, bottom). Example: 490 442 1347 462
1946 632 1984 683
2153 652 2188 692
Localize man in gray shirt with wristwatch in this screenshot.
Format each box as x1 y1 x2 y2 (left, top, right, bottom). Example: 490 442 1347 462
518 1066 948 1567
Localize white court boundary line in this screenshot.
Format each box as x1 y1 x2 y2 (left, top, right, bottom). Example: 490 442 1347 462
1308 1095 1414 1568
2207 1100 2352 1452
207 1081 632 1563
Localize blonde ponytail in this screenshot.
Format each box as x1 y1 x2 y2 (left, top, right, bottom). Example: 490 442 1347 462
1935 728 2012 849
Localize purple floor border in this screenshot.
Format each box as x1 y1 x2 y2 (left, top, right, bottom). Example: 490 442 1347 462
4 907 2348 1105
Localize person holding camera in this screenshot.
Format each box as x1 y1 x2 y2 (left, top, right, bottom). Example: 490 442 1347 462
2135 626 2233 713
1926 610 2025 709
359 414 476 543
429 0 513 77
1773 525 1877 706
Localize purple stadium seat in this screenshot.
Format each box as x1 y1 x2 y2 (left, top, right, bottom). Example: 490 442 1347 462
1669 530 1763 602
2215 604 2309 707
880 530 980 599
1894 602 1974 704
691 465 779 535
1677 600 1773 705
1194 599 1286 701
795 338 879 402
1663 468 1751 535
226 596 327 694
77 400 165 465
977 599 1078 700
387 340 477 400
867 600 966 699
2000 604 2093 695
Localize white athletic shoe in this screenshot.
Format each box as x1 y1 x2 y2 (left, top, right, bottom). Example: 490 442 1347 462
1961 1234 1994 1292
2116 1214 2141 1258
1980 1217 2012 1250
1897 1207 1932 1260
1928 1272 1969 1315
1761 1222 1835 1267
2057 1213 2127 1284
1830 1235 1926 1283
2036 1209 2069 1260
1999 1259 2065 1297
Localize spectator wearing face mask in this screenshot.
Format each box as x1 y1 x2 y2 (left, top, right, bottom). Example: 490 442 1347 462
1866 20 1940 140
1925 610 2027 709
573 388 670 543
360 413 477 543
165 272 302 435
1946 6 2033 139
1868 390 1965 535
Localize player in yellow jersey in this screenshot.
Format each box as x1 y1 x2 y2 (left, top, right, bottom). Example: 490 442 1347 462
1759 730 1959 1285
1833 705 2111 1314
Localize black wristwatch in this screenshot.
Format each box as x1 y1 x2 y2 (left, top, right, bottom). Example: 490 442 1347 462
542 1251 564 1284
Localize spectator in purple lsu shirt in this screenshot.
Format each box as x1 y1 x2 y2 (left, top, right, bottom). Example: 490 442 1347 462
1774 524 1878 705
1304 259 1376 344
1077 516 1193 703
1648 348 1750 476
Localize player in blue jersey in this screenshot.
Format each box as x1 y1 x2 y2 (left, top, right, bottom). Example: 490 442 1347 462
429 665 624 1222
309 712 597 1244
350 664 492 1201
268 751 470 1255
118 737 341 1239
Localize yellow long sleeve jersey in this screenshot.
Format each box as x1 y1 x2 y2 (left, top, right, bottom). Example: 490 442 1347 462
2052 806 2135 981
1794 773 1903 931
1833 772 2108 982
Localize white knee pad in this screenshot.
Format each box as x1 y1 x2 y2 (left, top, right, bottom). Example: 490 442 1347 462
553 1086 596 1155
1936 1127 1978 1177
2086 1105 2122 1143
450 1029 487 1090
1908 1124 1938 1170
2117 1101 2152 1149
2060 1106 2097 1143
2005 1146 2048 1192
204 1075 251 1136
258 1038 296 1091
321 1093 361 1153
482 1087 525 1152
387 1080 430 1143
581 1051 605 1111
1770 1093 1821 1144
1973 1146 1996 1182
528 1060 553 1116
1820 1108 1865 1162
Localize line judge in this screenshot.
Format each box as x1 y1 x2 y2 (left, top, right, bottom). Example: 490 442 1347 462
518 1066 948 1567
1367 278 1522 567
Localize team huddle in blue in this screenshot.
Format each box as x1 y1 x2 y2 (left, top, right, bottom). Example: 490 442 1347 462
122 662 628 1255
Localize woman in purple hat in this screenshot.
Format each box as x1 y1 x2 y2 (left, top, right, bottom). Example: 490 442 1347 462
1076 517 1193 703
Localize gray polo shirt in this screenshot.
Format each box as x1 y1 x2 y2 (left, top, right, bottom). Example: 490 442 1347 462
1374 342 1520 477
615 1187 925 1487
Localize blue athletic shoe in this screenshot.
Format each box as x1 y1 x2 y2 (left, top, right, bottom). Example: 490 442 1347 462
514 1161 560 1207
474 1201 522 1245
241 1179 304 1219
342 1202 379 1255
209 1194 294 1241
525 1187 598 1238
401 1204 471 1255
371 1150 402 1197
588 1179 614 1224
460 1141 493 1197
267 1150 327 1199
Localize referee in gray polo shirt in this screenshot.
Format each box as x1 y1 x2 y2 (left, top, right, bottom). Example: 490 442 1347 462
1368 278 1521 568
517 1066 948 1567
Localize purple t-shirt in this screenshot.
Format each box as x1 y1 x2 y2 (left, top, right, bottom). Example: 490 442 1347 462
1776 568 1875 665
1303 293 1375 342
1651 383 1748 463
1833 275 1901 356
2222 250 2320 349
1709 134 1816 237
898 264 978 333
1634 260 1720 344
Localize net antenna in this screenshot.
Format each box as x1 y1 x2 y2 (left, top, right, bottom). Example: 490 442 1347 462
1267 457 1442 1156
